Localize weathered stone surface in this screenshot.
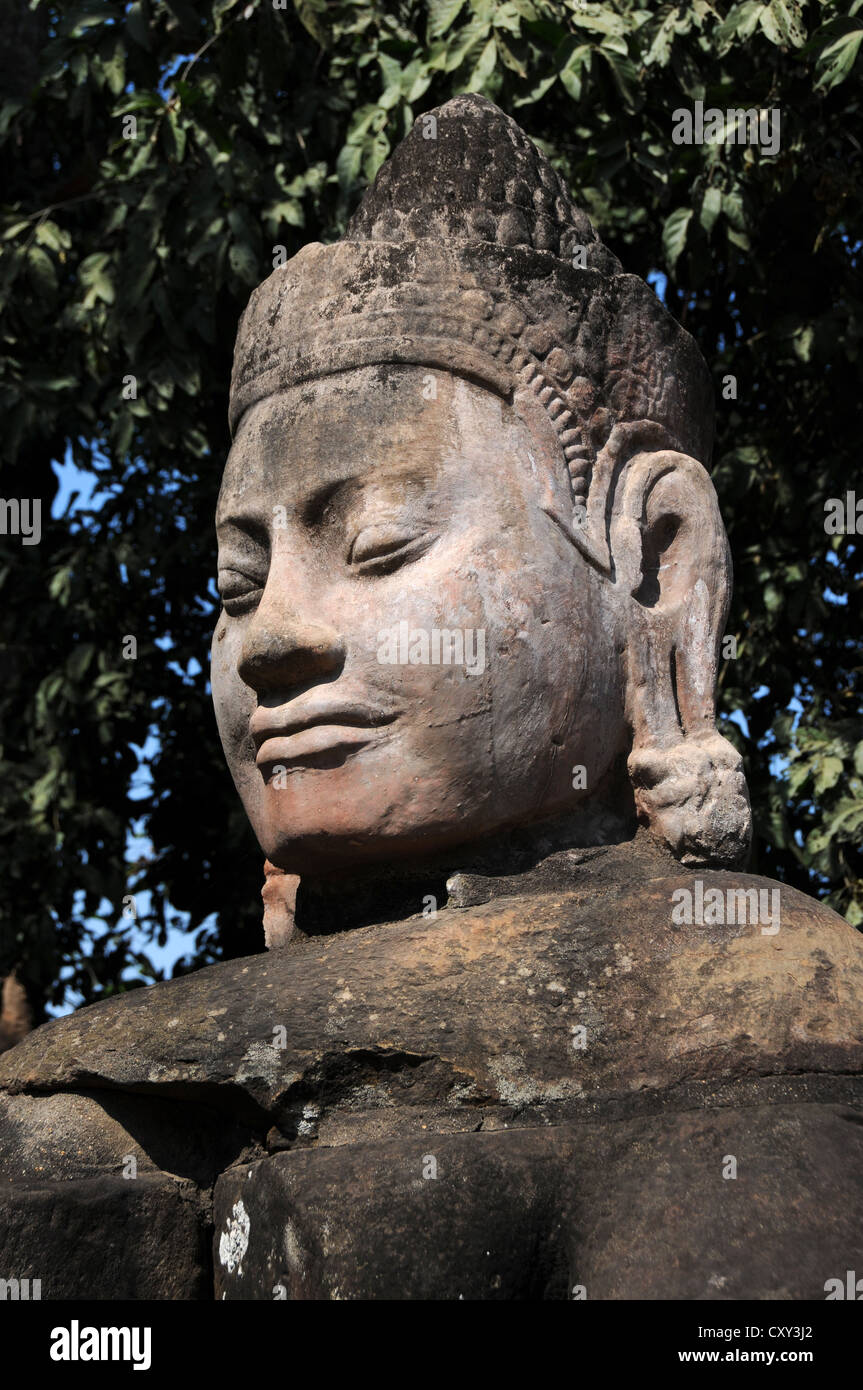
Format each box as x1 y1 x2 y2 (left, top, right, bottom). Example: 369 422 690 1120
0 1090 214 1300
0 1088 253 1185
3 837 862 1149
5 831 862 1301
565 1100 863 1301
0 1089 252 1300
0 1172 209 1299
213 1101 863 1300
214 1128 572 1301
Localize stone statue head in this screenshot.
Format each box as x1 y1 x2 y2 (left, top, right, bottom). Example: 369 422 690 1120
212 95 751 895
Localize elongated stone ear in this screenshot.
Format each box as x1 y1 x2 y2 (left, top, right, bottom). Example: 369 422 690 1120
609 445 752 867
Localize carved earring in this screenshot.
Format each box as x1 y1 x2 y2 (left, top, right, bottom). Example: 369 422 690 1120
628 731 751 868
262 861 299 948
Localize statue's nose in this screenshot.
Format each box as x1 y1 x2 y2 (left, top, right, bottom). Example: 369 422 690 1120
237 602 345 694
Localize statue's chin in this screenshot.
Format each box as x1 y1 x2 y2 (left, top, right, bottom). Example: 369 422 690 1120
251 790 632 881
257 830 471 879
252 811 509 878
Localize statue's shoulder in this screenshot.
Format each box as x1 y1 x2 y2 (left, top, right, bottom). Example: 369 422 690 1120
3 840 861 1131
450 840 863 1104
572 853 863 1094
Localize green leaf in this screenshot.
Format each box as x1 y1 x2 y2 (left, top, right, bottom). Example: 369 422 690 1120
104 42 126 97
378 53 403 90
792 324 814 362
569 9 626 39
493 2 525 36
470 0 496 23
0 100 23 138
79 251 114 305
164 0 200 35
163 111 187 163
814 24 863 92
27 246 58 295
68 643 95 682
228 241 259 283
814 754 844 795
495 33 529 77
662 206 692 269
427 0 466 39
127 139 154 177
559 42 592 101
763 582 783 614
759 0 806 49
440 21 492 74
831 799 863 834
715 1 764 55
35 221 69 253
464 35 497 90
30 770 58 817
721 188 746 230
644 7 689 67
700 185 722 235
48 568 72 602
597 49 639 110
336 141 363 191
267 198 304 228
29 374 78 391
294 0 331 49
214 0 243 30
116 92 163 114
126 2 151 51
70 50 89 86
513 71 557 105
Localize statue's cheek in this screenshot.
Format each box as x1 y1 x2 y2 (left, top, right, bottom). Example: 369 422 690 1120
211 623 255 748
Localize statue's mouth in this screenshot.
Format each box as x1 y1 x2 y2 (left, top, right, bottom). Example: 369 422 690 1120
251 702 399 771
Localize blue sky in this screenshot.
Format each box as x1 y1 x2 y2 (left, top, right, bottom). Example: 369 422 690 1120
49 450 215 1013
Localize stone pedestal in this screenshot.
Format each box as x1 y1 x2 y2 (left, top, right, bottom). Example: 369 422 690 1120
3 838 863 1300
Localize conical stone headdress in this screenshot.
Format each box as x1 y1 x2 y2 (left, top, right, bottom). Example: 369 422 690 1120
230 95 713 558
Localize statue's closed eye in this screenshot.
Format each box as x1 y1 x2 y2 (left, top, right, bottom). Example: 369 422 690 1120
348 525 438 575
218 568 264 615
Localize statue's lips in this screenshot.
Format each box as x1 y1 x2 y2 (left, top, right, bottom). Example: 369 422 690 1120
251 705 398 769
255 726 389 766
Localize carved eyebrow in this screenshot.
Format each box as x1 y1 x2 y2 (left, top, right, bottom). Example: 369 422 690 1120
218 464 432 541
215 515 270 553
299 475 363 527
302 463 441 526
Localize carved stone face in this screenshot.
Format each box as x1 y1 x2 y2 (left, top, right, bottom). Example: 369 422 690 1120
212 364 628 874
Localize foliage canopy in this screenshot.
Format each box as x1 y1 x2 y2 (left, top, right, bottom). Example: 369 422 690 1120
1 0 861 1018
